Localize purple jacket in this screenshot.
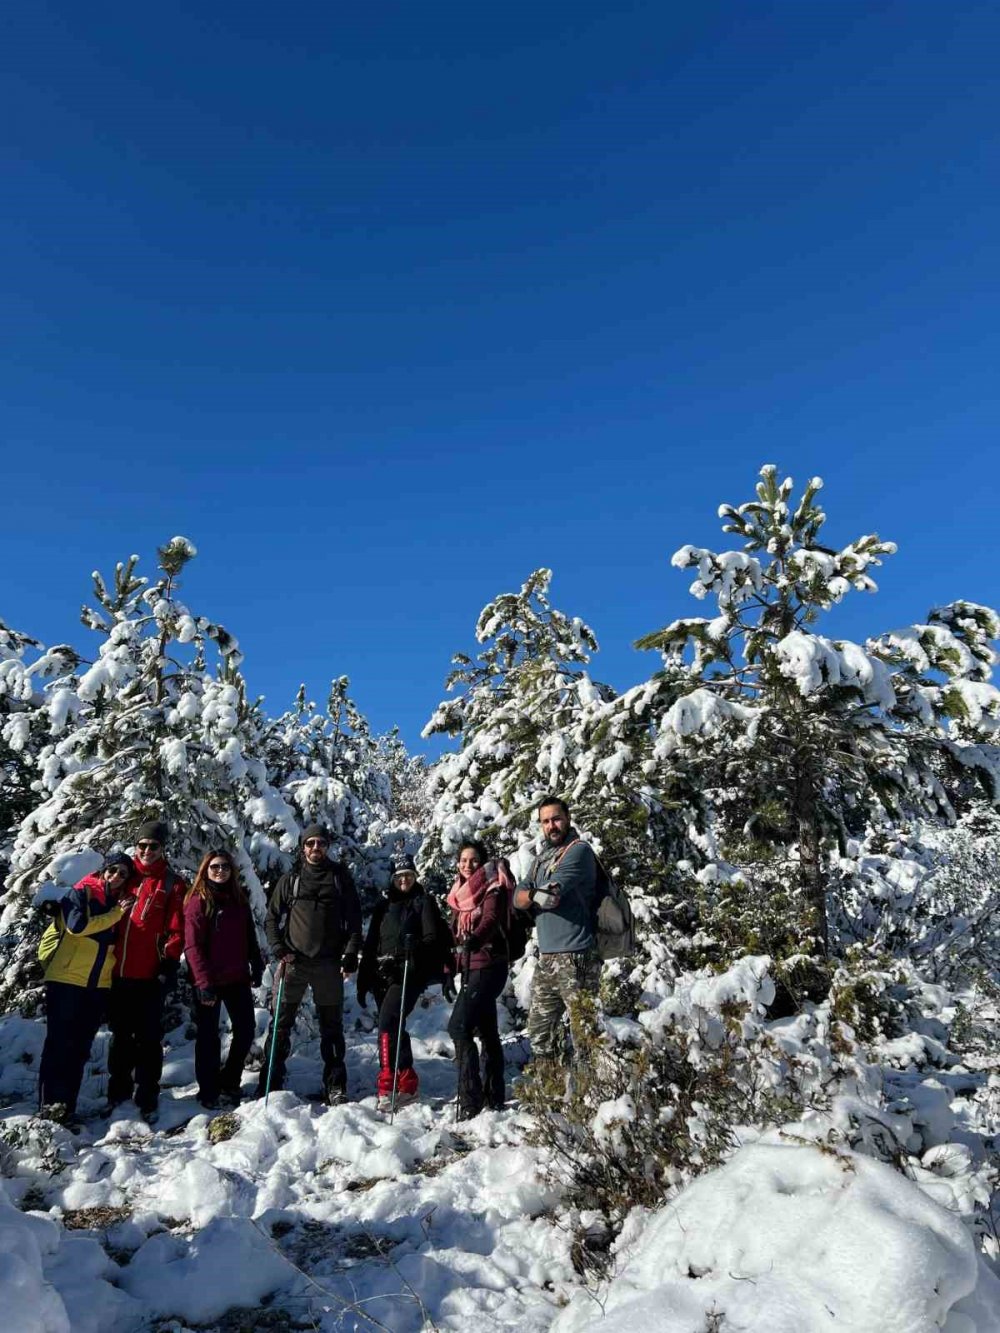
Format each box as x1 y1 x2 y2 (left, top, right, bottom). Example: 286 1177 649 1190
184 889 261 991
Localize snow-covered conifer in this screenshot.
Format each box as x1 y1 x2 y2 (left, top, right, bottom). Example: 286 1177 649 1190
421 569 673 897
637 465 1000 949
0 542 285 1003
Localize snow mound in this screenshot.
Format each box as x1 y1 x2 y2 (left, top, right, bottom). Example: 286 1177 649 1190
556 1143 1000 1333
0 1181 70 1333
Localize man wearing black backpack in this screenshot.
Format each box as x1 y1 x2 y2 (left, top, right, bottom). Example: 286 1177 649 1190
257 824 363 1104
514 796 602 1077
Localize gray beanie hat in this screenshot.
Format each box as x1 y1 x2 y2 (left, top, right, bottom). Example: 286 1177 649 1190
136 819 168 845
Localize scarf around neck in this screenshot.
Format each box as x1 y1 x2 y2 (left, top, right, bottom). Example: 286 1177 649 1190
447 859 514 938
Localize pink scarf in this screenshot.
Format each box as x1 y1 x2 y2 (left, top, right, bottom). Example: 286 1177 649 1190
447 859 514 940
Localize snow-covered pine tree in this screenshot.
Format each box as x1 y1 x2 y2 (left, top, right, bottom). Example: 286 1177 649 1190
0 539 292 1005
257 677 402 893
636 465 1000 953
0 621 81 882
421 568 673 897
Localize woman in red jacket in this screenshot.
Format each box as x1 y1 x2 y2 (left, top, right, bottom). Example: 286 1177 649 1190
447 840 514 1119
183 848 262 1109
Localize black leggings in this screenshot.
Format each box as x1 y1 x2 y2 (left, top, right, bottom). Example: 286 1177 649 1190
448 959 508 1113
194 982 256 1101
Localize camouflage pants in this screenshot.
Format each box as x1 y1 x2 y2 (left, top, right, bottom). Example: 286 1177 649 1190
527 948 602 1063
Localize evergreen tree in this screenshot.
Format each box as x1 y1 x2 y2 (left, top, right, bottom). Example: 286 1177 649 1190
0 540 281 1003
421 569 674 894
258 677 401 893
0 621 80 881
637 465 1000 951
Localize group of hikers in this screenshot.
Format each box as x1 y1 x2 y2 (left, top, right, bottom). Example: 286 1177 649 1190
34 797 608 1126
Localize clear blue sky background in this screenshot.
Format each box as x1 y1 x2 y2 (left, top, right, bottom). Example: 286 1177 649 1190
3 2 998 755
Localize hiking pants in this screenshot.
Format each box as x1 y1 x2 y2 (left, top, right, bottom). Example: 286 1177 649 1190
194 982 256 1102
527 947 602 1063
448 958 508 1114
376 977 420 1074
258 957 346 1096
108 977 164 1110
38 982 107 1115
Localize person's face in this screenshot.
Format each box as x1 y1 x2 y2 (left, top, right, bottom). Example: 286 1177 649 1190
394 871 417 894
135 839 162 868
457 848 481 880
539 804 569 845
207 857 233 886
103 864 130 894
303 837 329 865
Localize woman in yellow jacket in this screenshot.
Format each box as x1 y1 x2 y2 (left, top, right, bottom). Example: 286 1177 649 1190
38 852 135 1122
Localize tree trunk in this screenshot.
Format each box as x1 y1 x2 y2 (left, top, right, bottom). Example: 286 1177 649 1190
793 761 827 953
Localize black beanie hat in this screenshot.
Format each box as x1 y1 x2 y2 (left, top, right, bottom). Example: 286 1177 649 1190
301 823 330 846
136 819 168 846
390 852 417 879
103 851 135 875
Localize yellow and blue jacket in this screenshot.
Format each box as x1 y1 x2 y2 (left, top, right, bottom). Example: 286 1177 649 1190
40 875 126 989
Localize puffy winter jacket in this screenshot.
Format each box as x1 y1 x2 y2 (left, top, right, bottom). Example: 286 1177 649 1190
357 886 448 997
113 860 185 980
41 875 126 989
184 888 263 991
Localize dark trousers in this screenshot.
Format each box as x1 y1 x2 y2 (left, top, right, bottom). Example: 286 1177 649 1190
39 982 107 1115
257 957 346 1096
194 983 256 1102
448 959 508 1113
108 977 163 1111
377 978 420 1073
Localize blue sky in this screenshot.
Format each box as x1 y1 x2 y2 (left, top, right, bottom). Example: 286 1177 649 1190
3 2 998 754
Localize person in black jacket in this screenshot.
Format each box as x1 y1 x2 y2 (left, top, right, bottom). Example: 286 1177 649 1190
357 853 455 1111
257 824 363 1104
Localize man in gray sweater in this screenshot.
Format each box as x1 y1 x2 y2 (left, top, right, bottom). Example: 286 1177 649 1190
514 796 602 1072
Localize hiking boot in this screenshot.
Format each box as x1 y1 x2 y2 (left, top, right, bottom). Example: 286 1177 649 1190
137 1101 159 1125
377 1089 419 1113
325 1088 348 1107
219 1090 242 1109
199 1095 220 1111
38 1102 71 1126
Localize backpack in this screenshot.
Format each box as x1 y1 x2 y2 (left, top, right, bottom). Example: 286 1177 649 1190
37 916 64 971
495 860 531 964
593 856 637 961
425 893 457 983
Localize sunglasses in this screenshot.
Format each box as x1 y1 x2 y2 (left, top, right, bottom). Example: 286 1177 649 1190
136 841 161 852
304 839 328 849
207 861 232 873
104 865 129 878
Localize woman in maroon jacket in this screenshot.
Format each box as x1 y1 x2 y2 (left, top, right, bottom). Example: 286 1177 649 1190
183 849 263 1109
447 840 514 1119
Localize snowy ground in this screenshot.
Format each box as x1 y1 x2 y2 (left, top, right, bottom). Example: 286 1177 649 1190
2 984 999 1333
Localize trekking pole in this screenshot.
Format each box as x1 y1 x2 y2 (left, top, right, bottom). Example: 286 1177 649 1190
263 962 287 1108
454 943 471 1124
388 952 410 1125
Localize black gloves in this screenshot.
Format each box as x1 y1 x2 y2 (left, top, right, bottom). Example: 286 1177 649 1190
157 958 180 993
341 951 359 975
403 933 417 963
441 973 457 1003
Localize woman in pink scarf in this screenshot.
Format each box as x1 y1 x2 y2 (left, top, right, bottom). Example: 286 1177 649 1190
446 840 514 1119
